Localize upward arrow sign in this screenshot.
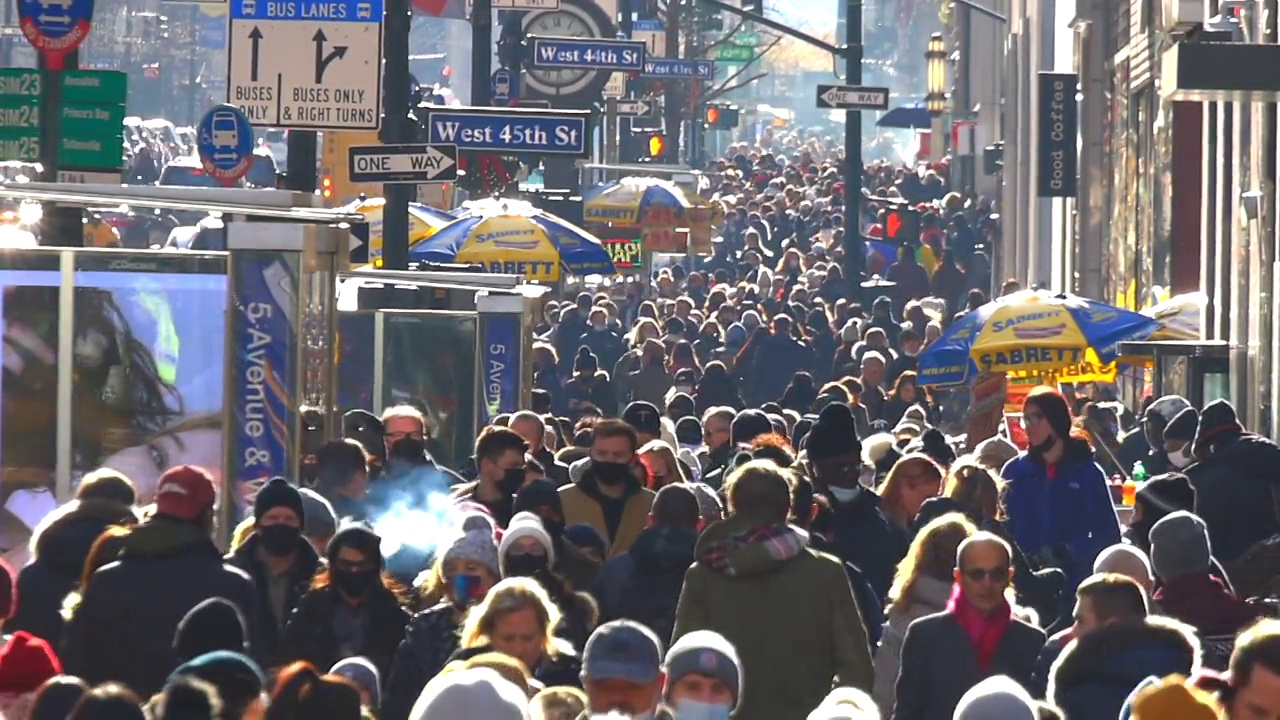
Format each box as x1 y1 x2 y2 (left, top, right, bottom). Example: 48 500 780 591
313 29 348 84
248 26 263 82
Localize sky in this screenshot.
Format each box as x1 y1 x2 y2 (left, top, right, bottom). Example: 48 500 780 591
770 0 838 32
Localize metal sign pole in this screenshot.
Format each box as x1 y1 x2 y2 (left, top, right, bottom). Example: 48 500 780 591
605 97 620 167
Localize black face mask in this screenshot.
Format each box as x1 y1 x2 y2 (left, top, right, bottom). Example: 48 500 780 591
1029 434 1058 458
258 524 301 557
592 460 632 487
505 552 549 578
497 467 525 496
332 568 380 598
541 516 566 541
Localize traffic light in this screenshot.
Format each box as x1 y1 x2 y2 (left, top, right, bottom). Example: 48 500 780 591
647 133 666 158
884 207 921 243
703 103 739 129
321 175 334 201
983 142 1005 175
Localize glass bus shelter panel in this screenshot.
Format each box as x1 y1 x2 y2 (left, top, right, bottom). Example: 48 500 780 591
336 311 376 414
383 312 477 470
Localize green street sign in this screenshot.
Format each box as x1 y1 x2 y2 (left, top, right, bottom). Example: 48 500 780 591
61 70 128 105
0 134 39 163
0 69 41 98
732 31 762 46
59 136 123 170
715 44 755 63
61 103 126 134
0 99 40 132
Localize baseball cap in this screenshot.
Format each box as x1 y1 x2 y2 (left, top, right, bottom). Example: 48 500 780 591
154 465 217 522
622 402 662 438
582 620 663 685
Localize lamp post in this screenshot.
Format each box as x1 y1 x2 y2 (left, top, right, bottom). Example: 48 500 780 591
925 32 948 161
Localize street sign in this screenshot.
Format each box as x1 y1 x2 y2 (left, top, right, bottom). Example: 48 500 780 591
348 143 457 183
420 106 590 155
714 44 754 63
492 0 557 6
602 72 626 99
227 0 384 129
0 68 126 170
0 70 40 160
631 17 664 58
614 99 653 117
730 30 761 46
815 84 891 110
491 67 514 106
529 36 646 72
197 103 255 185
641 58 715 80
17 0 93 67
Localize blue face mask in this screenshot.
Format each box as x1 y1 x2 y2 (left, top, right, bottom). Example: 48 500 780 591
673 699 732 720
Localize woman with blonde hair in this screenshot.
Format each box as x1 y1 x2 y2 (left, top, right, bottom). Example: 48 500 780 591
877 453 945 531
638 440 691 490
449 576 582 688
871 512 979 716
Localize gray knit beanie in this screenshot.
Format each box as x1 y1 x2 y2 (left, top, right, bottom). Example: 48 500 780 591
1149 510 1213 581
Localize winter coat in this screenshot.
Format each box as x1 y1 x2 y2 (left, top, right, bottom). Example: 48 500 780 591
8 499 136 646
673 514 874 720
872 576 952 718
593 524 697 644
809 534 886 648
225 533 322 667
623 364 673 408
577 329 627 378
382 603 461 720
1000 439 1122 590
1154 573 1261 639
278 584 410 680
60 516 257 697
450 642 583 689
559 472 655 559
1185 432 1280 564
819 487 910 602
748 333 817 407
890 611 1045 720
1047 616 1201 720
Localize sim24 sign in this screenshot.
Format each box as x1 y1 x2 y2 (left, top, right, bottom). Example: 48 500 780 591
421 106 590 156
1036 72 1078 198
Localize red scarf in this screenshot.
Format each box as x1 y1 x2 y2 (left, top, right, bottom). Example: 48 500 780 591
946 582 1013 674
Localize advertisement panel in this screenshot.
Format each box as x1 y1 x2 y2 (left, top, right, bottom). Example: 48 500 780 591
227 251 297 518
1036 72 1079 198
480 314 520 425
602 237 642 270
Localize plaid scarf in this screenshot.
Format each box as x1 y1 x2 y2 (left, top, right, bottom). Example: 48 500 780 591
701 521 808 577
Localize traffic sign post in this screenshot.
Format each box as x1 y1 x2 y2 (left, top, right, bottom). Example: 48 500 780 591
420 106 591 156
227 0 384 129
529 36 646 72
197 103 256 185
17 0 92 68
0 68 125 178
347 143 457 183
640 58 715 80
615 99 653 118
815 84 890 110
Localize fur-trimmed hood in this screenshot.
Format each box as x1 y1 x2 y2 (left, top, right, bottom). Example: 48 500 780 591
1048 615 1201 702
28 499 137 575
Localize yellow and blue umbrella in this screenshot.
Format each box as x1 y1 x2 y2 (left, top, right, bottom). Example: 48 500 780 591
582 176 691 225
409 201 615 282
917 290 1159 386
344 197 457 266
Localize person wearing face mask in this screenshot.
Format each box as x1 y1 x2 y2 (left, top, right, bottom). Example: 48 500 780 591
804 402 908 601
381 516 502 720
499 511 599 652
278 525 410 681
1162 406 1199 470
451 427 529 529
226 476 322 668
662 631 743 720
559 420 656 559
515 478 602 589
1000 389 1121 594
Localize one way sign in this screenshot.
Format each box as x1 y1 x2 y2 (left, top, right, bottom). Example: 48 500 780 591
815 84 891 111
348 144 459 184
614 99 654 117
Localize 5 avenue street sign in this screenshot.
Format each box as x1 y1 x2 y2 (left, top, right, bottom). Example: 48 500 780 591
816 84 891 110
420 106 590 156
529 36 646 72
227 0 383 129
348 143 458 183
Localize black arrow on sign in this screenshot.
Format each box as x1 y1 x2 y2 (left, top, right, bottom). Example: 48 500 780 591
248 26 263 82
313 29 348 84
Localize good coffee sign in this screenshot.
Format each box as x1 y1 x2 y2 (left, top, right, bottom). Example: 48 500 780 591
1036 72 1078 198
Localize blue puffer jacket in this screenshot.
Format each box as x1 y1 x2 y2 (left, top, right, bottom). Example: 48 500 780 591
1000 438 1121 590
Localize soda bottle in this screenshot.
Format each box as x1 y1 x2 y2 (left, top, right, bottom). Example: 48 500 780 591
1122 475 1138 506
1109 473 1124 505
1132 460 1148 484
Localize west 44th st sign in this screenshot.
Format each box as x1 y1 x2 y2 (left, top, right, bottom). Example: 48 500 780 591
228 0 383 129
529 37 646 72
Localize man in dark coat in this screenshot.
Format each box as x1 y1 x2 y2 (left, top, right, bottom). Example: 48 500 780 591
1048 573 1200 719
226 477 322 668
748 315 816 407
593 484 699 643
892 532 1045 720
1185 399 1280 564
61 465 256 697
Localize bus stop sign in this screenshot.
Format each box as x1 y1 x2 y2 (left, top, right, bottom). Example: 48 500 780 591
197 104 255 186
17 0 94 68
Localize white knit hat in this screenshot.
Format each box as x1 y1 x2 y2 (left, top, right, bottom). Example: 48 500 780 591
410 667 529 720
497 511 555 573
953 676 1036 720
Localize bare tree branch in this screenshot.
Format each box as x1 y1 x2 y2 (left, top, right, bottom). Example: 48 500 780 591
699 18 749 55
701 30 782 101
703 72 768 102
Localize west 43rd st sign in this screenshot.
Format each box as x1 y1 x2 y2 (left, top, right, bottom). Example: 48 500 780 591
347 143 458 183
529 37 646 72
228 0 383 129
816 84 891 110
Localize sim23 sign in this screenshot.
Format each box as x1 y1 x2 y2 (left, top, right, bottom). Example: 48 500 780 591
1036 72 1078 198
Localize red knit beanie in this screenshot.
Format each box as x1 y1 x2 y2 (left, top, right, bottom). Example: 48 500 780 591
0 632 62 694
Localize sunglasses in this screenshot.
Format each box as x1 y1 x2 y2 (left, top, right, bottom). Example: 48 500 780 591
963 566 1010 583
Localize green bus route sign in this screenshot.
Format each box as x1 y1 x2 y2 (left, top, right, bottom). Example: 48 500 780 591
715 44 756 63
0 68 126 171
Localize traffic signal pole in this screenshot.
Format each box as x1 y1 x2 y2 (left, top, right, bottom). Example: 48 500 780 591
40 49 83 247
380 0 413 270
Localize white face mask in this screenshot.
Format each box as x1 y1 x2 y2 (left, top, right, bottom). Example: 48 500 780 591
1168 444 1194 469
828 485 859 503
673 699 732 720
858 468 877 489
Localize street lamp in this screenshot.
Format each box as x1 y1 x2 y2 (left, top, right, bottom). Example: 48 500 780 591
926 32 948 116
